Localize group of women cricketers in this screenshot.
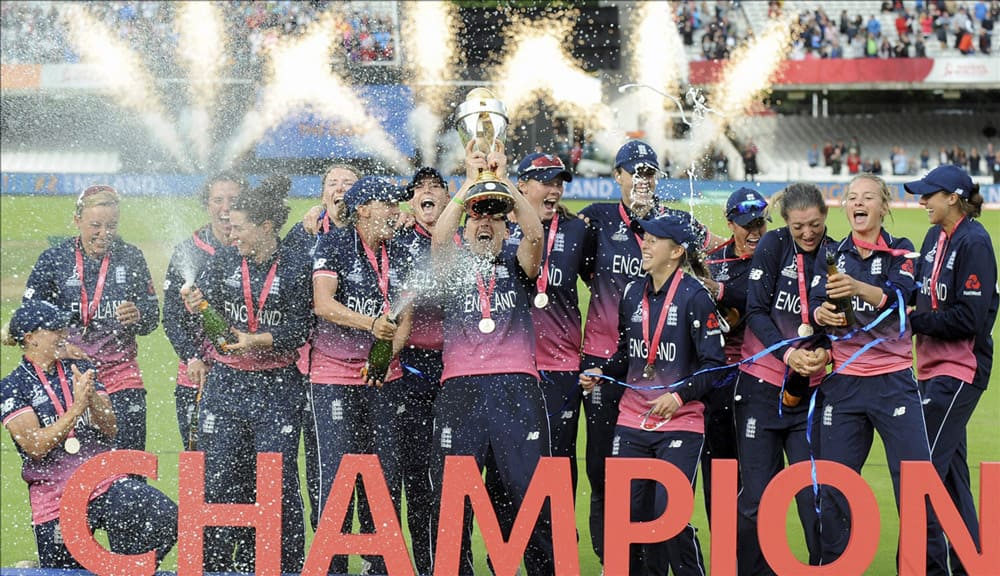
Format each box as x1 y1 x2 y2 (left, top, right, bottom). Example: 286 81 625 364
2 139 995 576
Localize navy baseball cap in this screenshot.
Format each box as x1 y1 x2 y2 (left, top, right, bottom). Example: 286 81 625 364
726 188 770 227
8 301 72 344
631 211 695 248
614 140 659 174
517 153 573 183
406 167 447 193
344 176 413 216
904 165 975 198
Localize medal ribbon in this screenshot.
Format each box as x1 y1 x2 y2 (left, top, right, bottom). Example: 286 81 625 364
75 240 111 328
191 228 217 255
618 203 644 249
28 360 76 439
360 233 391 315
851 232 913 258
414 222 432 239
795 253 811 328
321 210 331 234
536 213 559 298
927 217 964 310
240 257 279 333
641 270 684 374
705 237 752 265
476 267 497 324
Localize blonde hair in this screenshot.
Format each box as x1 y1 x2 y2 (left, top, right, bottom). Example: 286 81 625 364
75 185 120 216
845 173 893 223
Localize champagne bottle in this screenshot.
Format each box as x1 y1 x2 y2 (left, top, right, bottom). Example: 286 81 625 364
362 314 396 385
782 371 811 407
194 299 235 353
825 252 856 326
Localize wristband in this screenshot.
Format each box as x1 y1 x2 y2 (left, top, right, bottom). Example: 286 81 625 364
451 196 465 206
370 316 378 333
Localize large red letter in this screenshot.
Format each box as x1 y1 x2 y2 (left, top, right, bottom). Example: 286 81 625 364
603 457 695 575
710 458 738 576
759 460 879 576
434 456 579 576
176 451 283 575
60 450 159 576
899 460 998 576
303 454 413 576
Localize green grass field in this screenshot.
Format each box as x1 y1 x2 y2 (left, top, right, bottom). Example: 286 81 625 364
1 195 997 574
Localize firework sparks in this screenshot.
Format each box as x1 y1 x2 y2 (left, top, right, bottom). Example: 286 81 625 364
222 12 412 172
59 4 190 169
628 2 687 155
175 1 227 168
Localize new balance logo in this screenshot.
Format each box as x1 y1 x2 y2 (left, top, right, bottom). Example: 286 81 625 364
669 439 683 448
892 406 906 417
526 431 540 441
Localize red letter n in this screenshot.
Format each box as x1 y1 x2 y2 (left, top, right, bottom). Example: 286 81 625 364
900 460 998 576
176 451 283 576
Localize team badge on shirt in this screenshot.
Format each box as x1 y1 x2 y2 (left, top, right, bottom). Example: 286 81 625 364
870 258 882 276
115 265 126 284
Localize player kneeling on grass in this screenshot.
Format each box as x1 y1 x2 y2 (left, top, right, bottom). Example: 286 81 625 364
1 300 177 569
580 212 726 576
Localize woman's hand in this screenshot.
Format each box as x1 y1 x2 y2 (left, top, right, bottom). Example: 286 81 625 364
647 393 681 419
180 285 205 312
186 358 208 386
465 139 488 181
115 301 141 326
302 205 325 234
487 140 508 180
825 271 858 300
69 364 95 416
786 348 828 376
579 368 603 393
371 315 397 341
225 328 269 353
815 301 848 327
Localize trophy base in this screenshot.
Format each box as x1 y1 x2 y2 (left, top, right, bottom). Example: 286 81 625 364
465 179 515 217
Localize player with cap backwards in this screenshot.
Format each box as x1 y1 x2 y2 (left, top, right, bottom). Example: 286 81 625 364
580 211 726 575
180 175 311 574
163 171 246 450
809 173 948 572
1 300 177 569
905 165 997 573
696 187 769 520
393 166 450 575
513 152 588 488
735 182 833 574
428 140 555 574
577 140 722 563
310 175 414 575
23 184 159 452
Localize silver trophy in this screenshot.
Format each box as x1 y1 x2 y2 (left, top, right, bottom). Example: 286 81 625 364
454 88 515 217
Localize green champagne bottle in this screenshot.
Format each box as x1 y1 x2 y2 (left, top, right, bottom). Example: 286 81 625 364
195 299 235 353
362 315 396 385
825 252 856 327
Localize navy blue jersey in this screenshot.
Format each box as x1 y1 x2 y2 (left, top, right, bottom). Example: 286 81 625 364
197 240 313 371
603 271 726 433
509 212 588 371
311 226 413 384
579 202 708 359
440 248 538 381
911 217 998 389
395 223 442 351
706 240 754 363
741 228 833 387
808 229 916 376
1 358 121 525
163 226 227 368
23 237 159 394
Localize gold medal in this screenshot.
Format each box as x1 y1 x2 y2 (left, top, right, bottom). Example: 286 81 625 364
643 364 656 380
797 323 814 337
534 293 549 308
904 251 920 259
479 318 496 334
64 436 80 455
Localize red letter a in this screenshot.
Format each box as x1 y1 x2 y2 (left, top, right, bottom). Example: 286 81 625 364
303 454 412 576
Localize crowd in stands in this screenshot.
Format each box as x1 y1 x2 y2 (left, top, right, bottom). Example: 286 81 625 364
808 139 999 179
0 1 399 73
690 0 1000 60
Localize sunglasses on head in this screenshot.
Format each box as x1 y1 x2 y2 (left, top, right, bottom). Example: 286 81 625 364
523 154 566 174
728 199 767 218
